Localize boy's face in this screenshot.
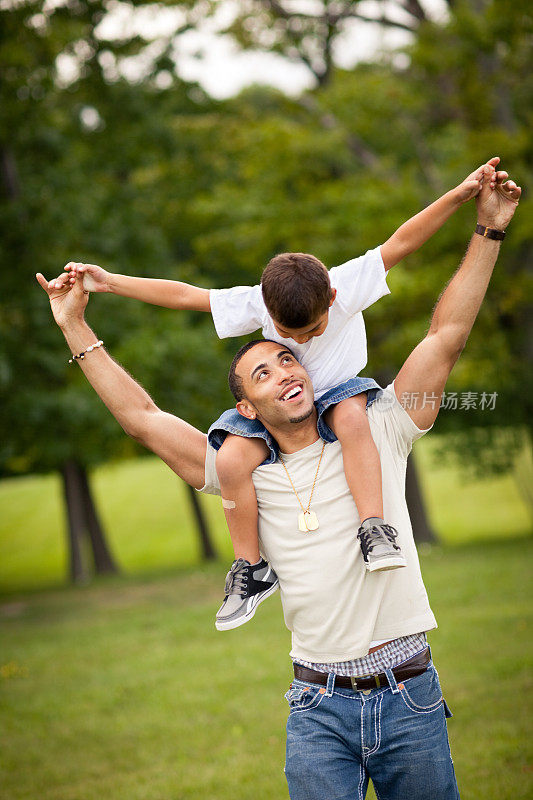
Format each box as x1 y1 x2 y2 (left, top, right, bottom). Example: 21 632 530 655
271 289 336 344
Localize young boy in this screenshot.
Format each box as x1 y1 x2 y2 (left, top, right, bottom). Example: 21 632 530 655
58 160 498 631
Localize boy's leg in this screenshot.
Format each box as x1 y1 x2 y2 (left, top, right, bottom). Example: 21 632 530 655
216 434 268 563
325 395 406 571
214 435 279 630
326 394 383 521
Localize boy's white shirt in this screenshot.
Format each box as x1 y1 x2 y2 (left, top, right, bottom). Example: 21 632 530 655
209 247 390 399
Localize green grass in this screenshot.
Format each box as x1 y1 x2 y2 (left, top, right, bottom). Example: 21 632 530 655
0 436 531 594
0 459 233 594
0 439 531 798
1 539 532 800
415 439 531 545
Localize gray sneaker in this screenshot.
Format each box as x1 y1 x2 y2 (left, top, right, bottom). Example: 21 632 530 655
215 558 279 631
357 517 407 572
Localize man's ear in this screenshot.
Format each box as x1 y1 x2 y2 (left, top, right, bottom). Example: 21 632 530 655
236 399 257 420
329 288 337 307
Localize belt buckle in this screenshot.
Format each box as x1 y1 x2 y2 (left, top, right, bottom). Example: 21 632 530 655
350 674 381 690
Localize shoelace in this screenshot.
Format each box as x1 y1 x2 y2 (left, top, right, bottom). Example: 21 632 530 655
224 558 250 596
357 524 400 557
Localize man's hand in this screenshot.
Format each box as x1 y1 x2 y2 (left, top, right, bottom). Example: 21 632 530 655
452 157 500 204
58 262 111 293
476 168 521 230
36 269 89 329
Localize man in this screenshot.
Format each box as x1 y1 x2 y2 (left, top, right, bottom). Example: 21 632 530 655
37 165 520 799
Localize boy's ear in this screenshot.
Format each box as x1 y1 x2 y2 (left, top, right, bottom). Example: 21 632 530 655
236 399 257 420
329 288 337 307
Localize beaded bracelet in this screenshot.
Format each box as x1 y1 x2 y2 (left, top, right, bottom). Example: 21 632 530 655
68 340 104 364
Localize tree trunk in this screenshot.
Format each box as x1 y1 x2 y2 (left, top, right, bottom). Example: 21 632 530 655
79 466 118 574
1 146 21 199
61 459 90 583
186 484 216 561
60 459 118 582
405 452 437 543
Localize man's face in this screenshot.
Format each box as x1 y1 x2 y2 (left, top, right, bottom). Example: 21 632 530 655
235 342 316 430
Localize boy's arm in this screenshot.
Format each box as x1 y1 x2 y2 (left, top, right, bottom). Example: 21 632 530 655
56 264 264 338
393 168 520 429
59 262 211 312
380 157 500 271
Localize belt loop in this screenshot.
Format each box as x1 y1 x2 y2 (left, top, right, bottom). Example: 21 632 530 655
326 672 336 697
385 667 400 694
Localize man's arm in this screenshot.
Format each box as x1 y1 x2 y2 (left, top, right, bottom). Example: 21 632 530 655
380 158 500 271
54 262 211 312
393 167 521 429
36 274 208 489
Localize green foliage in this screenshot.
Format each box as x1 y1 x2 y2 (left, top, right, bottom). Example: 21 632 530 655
1 0 531 479
0 0 220 475
397 0 533 459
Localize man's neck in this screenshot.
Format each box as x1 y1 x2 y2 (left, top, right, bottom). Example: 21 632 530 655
266 414 321 455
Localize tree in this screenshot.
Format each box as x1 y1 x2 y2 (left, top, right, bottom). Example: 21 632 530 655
213 0 445 87
0 0 222 579
193 0 532 524
2 0 530 578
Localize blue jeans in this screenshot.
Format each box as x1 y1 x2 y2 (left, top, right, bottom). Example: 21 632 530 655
208 376 381 465
284 662 460 800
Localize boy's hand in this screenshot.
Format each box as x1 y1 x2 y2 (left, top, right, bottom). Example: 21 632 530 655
453 157 500 205
62 262 111 293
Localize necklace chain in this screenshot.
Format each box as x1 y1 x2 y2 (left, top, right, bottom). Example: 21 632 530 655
278 441 326 515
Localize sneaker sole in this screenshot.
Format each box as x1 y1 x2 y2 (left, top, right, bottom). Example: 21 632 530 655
215 580 280 631
366 556 407 572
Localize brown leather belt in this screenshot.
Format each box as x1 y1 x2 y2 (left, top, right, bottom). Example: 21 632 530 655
293 647 430 691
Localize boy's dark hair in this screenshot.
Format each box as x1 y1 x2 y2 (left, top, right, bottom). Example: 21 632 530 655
228 339 296 402
261 253 331 329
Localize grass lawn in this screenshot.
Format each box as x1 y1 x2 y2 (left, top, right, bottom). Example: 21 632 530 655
0 436 531 798
1 538 532 800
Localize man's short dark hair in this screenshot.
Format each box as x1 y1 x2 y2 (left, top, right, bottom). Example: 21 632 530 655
228 339 295 402
261 253 331 329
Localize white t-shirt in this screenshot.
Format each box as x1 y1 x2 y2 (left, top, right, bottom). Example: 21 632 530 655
209 247 390 399
201 384 437 663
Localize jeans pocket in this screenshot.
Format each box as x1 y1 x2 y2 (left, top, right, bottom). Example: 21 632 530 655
398 666 445 715
284 681 325 714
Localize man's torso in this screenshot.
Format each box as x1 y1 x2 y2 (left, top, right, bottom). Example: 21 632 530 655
202 385 437 663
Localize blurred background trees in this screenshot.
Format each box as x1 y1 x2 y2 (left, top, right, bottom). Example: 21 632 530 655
1 0 531 580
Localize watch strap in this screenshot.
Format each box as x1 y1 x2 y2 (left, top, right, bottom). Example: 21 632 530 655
475 223 506 240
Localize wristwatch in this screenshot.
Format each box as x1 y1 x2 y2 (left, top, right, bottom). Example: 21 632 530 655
475 223 506 240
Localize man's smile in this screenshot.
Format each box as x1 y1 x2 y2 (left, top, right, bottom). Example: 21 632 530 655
278 381 305 402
